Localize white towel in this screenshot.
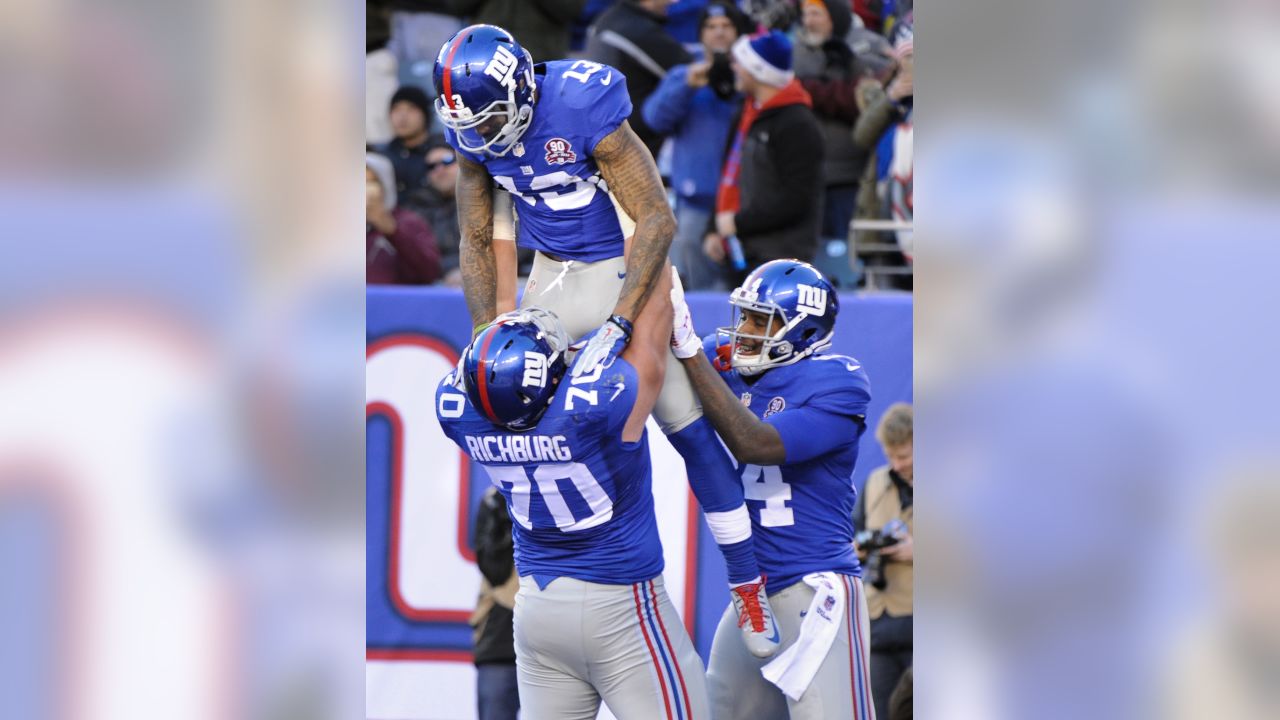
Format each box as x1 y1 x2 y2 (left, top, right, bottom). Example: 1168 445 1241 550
761 572 844 701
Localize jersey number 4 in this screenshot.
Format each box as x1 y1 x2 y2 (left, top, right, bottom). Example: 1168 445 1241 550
741 464 794 527
484 462 614 532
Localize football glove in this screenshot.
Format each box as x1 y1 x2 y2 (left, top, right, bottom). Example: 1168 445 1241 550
570 314 633 377
670 267 702 359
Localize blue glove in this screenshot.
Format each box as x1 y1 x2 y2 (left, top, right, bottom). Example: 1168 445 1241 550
570 315 634 377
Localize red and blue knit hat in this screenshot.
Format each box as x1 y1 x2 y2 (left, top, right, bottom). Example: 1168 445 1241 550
731 30 794 87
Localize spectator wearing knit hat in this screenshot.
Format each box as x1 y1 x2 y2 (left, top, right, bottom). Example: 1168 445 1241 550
710 30 824 284
366 153 442 285
642 0 752 290
382 85 435 199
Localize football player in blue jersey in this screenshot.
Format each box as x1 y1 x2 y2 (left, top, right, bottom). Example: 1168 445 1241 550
435 275 712 719
434 24 780 658
670 260 878 719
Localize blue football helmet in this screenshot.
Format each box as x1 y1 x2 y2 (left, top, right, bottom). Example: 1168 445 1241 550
718 260 839 375
457 307 568 431
433 24 537 157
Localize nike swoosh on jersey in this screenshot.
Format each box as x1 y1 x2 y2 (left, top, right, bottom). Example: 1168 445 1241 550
601 72 612 85
610 381 626 401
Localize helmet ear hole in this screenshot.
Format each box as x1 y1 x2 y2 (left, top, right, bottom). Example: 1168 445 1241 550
802 328 816 341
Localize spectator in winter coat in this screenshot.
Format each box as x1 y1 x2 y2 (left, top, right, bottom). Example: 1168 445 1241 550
366 153 442 285
585 0 692 158
711 30 824 284
853 18 913 264
794 0 870 241
382 86 435 199
642 0 752 290
401 136 464 284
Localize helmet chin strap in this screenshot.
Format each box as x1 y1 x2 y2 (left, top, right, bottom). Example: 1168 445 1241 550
482 104 532 157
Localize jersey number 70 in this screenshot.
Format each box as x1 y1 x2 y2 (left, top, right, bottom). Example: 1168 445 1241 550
484 462 614 532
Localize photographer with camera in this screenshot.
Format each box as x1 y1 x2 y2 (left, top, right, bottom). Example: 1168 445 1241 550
642 0 752 291
854 402 914 720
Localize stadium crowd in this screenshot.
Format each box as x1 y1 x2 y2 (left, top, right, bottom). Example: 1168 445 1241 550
366 0 913 291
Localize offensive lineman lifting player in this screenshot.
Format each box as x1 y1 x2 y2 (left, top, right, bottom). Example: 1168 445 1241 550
435 288 710 718
433 22 779 662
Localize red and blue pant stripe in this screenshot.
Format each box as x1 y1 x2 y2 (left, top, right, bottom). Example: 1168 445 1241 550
633 580 692 720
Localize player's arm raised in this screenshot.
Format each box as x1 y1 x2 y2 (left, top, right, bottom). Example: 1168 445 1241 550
594 121 677 324
669 270 787 465
619 265 674 443
456 153 498 331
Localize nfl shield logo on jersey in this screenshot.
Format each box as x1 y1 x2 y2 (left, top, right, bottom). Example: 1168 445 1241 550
764 396 786 417
740 392 752 407
544 137 577 165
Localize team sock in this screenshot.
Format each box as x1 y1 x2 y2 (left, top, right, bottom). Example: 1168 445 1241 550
666 417 761 585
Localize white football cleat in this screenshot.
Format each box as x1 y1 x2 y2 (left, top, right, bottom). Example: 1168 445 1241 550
730 578 781 659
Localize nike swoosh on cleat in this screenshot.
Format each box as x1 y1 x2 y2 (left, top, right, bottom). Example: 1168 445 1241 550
617 271 626 279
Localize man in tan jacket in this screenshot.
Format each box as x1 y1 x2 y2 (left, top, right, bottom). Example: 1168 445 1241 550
854 402 913 720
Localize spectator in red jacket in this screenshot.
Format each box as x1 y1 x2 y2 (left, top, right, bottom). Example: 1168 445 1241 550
366 153 441 285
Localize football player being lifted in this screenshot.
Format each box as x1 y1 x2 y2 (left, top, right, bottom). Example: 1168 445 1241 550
671 260 877 719
434 24 779 658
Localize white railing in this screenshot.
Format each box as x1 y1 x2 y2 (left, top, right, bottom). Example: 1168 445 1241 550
848 219 912 289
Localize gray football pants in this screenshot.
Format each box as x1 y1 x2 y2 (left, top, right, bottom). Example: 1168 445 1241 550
521 252 702 433
708 574 876 720
514 575 710 720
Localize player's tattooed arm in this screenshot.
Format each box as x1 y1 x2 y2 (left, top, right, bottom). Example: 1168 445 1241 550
456 154 498 330
594 121 677 323
679 353 788 465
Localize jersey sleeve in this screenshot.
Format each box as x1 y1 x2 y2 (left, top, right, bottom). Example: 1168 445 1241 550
597 359 640 437
433 373 471 447
766 359 872 465
560 64 633 154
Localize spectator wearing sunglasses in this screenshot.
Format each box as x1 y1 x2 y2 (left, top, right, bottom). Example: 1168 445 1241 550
401 136 464 285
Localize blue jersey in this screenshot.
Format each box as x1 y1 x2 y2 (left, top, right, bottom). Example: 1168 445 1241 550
435 358 664 587
704 337 873 591
446 59 634 262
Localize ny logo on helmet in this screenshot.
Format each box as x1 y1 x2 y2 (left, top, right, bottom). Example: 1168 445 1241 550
522 351 547 388
796 285 828 316
484 45 519 91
